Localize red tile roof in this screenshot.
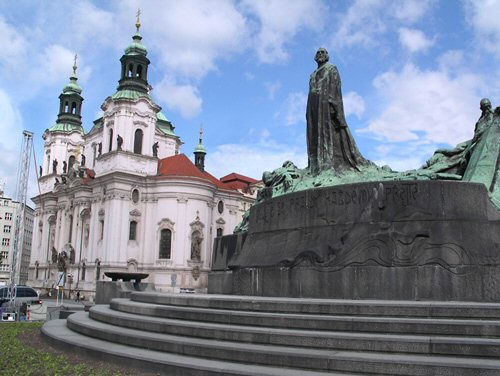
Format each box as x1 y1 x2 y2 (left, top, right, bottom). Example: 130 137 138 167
157 154 236 191
220 172 260 191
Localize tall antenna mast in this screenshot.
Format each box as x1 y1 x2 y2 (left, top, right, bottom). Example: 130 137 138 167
10 130 34 286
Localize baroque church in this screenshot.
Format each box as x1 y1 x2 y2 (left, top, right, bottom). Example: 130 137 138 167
27 17 259 299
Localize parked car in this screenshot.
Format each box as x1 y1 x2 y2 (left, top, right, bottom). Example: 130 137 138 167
0 285 42 311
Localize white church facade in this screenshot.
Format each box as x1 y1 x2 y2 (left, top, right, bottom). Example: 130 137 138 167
27 18 259 299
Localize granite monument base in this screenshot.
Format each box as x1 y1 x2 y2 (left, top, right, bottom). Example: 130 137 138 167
95 280 156 304
209 180 500 301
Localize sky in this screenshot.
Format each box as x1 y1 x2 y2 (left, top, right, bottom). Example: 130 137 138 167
0 0 499 203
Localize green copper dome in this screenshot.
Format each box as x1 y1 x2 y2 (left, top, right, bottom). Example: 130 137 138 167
125 34 147 56
47 123 85 135
62 76 82 94
111 89 152 101
194 142 206 154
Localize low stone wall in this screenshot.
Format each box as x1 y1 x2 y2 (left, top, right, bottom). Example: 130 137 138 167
209 180 500 301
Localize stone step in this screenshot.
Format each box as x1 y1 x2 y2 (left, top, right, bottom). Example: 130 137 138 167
88 305 500 357
62 312 500 375
111 298 500 336
130 292 500 318
41 319 342 376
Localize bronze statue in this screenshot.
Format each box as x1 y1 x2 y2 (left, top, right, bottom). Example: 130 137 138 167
306 48 370 174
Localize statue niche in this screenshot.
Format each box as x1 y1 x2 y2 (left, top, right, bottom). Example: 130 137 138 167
190 230 203 261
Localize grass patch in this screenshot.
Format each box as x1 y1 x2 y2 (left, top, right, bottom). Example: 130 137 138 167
0 322 131 376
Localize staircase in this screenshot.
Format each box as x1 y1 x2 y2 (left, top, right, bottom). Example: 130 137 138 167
42 292 500 375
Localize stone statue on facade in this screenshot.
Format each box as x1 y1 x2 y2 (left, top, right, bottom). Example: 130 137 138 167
63 161 67 174
51 246 58 263
152 142 159 157
52 159 58 174
98 142 102 156
117 135 123 150
39 165 42 176
57 251 67 272
306 48 370 175
191 232 202 261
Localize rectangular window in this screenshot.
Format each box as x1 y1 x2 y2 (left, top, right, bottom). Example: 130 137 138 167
5 213 12 220
129 221 137 240
99 219 104 240
159 229 172 259
3 225 11 233
2 238 10 246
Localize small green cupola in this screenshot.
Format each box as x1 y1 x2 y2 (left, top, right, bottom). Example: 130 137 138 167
56 54 84 128
194 125 207 171
117 9 150 94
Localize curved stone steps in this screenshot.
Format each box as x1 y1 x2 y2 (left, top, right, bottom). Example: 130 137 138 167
41 319 342 376
111 298 500 336
88 304 500 357
55 311 500 376
130 292 500 318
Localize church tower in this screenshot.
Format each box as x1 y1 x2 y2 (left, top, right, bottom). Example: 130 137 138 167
194 126 206 171
117 10 150 94
39 56 85 194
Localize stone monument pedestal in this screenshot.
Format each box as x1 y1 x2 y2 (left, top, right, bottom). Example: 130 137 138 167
209 180 500 301
95 273 155 304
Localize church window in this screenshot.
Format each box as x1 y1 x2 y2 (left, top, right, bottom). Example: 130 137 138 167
218 201 224 214
159 229 172 259
134 129 143 154
81 155 86 166
99 219 104 240
132 189 139 203
108 129 113 152
129 221 137 240
64 101 69 112
128 63 134 77
71 102 77 114
136 65 142 79
68 215 73 243
217 228 223 237
68 155 75 172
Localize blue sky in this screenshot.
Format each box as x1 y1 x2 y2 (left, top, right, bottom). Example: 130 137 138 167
0 0 499 201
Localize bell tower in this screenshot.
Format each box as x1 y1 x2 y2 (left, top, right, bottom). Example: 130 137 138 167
117 9 150 94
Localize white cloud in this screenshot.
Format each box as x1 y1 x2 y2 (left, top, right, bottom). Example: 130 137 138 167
465 0 500 57
438 50 465 70
398 28 434 53
359 64 485 146
371 141 439 171
343 91 365 118
155 77 203 118
265 81 281 100
206 141 307 180
119 1 248 79
278 92 307 126
242 0 326 63
332 0 434 49
0 88 24 198
393 0 435 24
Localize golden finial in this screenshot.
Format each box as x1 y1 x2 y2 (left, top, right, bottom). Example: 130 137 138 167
73 54 78 77
136 8 141 33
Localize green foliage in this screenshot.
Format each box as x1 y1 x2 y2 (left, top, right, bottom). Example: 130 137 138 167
0 323 127 376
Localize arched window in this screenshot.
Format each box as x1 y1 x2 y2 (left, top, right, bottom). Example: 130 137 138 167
68 215 73 243
136 65 142 79
159 229 172 259
133 129 143 154
64 101 69 112
128 63 134 77
68 155 75 172
217 228 223 237
108 129 113 152
71 102 77 114
129 221 137 240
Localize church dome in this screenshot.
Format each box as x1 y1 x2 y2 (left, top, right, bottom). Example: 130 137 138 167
194 142 206 154
125 33 147 56
62 76 82 94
